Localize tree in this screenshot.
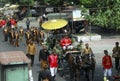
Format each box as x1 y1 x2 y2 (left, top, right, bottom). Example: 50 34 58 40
81 0 120 29
3 0 35 5
19 0 35 5
44 0 60 6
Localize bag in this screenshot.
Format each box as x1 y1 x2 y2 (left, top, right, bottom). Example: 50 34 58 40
112 54 117 58
83 63 91 68
26 53 30 58
41 60 48 69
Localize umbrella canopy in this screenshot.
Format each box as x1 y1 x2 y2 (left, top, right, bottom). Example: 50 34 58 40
41 19 68 30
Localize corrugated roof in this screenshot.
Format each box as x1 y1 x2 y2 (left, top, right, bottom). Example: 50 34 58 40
0 51 30 65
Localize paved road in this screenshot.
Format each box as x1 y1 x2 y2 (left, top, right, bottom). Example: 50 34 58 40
0 21 120 81
17 20 39 29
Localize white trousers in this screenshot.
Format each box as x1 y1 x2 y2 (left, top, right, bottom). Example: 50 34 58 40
103 68 112 77
11 25 15 28
62 45 73 50
29 69 33 81
50 67 57 76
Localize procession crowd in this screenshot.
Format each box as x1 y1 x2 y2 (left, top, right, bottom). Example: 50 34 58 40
0 14 120 81
25 33 120 81
37 40 120 81
1 21 120 81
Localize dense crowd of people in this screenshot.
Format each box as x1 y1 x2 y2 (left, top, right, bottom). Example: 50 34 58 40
3 25 46 47
37 36 120 81
2 23 120 81
0 14 120 81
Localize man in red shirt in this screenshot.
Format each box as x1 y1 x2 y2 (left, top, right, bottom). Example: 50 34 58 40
102 50 112 81
10 18 17 28
1 19 6 28
48 49 58 81
60 35 72 50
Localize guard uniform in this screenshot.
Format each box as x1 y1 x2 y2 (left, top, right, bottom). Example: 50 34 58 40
19 27 24 41
14 31 19 47
3 27 8 42
9 30 15 45
25 30 31 45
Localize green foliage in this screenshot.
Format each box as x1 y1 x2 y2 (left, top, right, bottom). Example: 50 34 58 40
79 0 97 8
82 0 120 29
6 0 120 29
44 0 60 6
20 0 34 5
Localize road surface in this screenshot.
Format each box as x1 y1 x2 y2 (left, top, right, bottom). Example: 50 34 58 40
0 21 120 81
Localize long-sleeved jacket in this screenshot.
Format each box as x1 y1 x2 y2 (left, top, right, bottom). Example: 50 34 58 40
39 49 50 61
48 54 58 68
27 43 36 55
38 69 51 81
60 37 72 47
102 55 112 69
112 46 120 58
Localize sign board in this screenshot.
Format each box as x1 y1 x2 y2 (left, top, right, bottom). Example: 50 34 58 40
46 7 54 12
72 10 85 21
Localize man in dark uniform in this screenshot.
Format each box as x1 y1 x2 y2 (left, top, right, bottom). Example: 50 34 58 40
39 45 50 70
26 18 30 30
14 31 19 47
36 28 40 44
112 42 120 70
38 64 51 81
3 27 8 42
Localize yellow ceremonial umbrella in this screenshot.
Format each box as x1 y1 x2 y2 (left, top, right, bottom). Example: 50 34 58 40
41 19 68 30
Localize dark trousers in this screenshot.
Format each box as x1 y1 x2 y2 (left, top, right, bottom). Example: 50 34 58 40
4 35 8 41
115 58 120 70
27 25 29 30
29 55 35 66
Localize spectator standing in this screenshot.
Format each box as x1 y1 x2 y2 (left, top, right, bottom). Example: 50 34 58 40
102 50 112 81
26 18 30 30
112 42 120 70
26 41 37 66
39 45 50 70
48 49 58 81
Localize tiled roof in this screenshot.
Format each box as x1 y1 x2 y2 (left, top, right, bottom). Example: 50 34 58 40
0 51 30 65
